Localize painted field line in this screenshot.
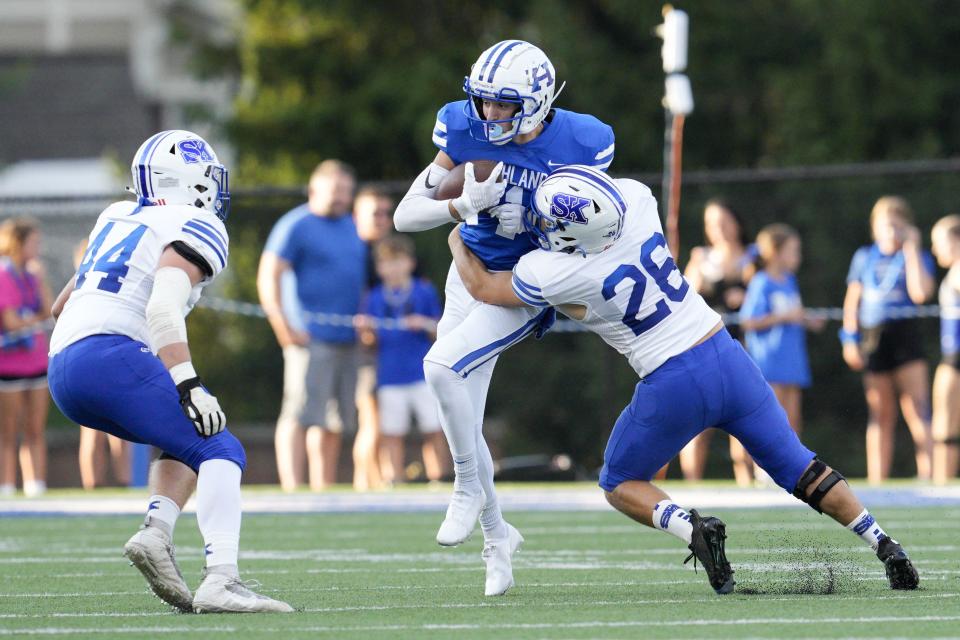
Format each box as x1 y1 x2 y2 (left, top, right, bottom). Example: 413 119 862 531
3 615 960 635
1 592 958 620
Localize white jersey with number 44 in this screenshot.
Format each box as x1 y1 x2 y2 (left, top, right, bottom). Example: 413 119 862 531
49 201 229 356
511 179 720 377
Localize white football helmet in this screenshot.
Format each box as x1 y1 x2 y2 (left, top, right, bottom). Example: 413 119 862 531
462 40 565 145
130 130 230 219
525 165 626 255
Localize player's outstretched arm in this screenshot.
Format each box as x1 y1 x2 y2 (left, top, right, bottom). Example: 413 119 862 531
146 247 225 437
448 226 525 308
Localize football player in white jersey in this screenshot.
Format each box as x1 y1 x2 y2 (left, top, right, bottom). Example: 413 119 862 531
48 130 293 613
394 40 615 596
447 165 919 594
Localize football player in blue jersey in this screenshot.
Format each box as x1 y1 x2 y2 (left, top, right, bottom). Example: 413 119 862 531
447 165 920 595
394 40 615 595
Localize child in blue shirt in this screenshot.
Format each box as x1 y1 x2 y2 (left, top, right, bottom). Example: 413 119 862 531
359 235 446 485
741 224 824 435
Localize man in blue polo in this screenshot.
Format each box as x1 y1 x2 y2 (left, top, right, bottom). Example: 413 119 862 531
258 160 366 490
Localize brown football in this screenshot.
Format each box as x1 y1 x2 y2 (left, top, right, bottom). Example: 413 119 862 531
434 160 501 201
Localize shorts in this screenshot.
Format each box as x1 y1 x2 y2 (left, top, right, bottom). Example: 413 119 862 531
425 263 552 378
0 371 48 392
303 342 359 433
599 329 815 493
860 319 925 373
48 335 245 472
377 381 440 437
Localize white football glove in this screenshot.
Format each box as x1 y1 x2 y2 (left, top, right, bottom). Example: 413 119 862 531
170 362 226 437
451 161 507 224
177 379 225 437
489 203 525 236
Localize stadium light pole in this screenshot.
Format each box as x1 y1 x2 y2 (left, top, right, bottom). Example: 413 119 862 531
657 5 693 259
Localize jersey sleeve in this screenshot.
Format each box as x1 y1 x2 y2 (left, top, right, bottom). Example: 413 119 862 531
432 104 453 155
846 247 869 285
739 275 769 321
178 214 229 279
573 117 615 171
511 259 551 308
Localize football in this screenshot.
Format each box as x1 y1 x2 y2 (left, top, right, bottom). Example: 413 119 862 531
434 160 501 200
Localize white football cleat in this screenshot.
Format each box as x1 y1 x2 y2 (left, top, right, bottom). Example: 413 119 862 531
436 487 485 546
483 523 524 596
193 566 294 614
123 526 193 612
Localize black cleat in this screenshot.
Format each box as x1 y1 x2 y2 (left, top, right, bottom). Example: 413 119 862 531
876 535 919 590
684 509 735 594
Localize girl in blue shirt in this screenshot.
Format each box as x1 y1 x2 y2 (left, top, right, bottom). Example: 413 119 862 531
841 196 934 483
741 224 824 436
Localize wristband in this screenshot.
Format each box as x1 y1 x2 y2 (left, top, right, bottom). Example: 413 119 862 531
838 328 860 345
169 361 198 385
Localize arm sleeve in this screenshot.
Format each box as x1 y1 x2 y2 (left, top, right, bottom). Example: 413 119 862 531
177 215 229 279
511 261 550 308
393 163 455 232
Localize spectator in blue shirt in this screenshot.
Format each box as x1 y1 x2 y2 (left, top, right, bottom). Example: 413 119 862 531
258 160 366 490
741 224 824 437
358 235 446 485
841 196 935 483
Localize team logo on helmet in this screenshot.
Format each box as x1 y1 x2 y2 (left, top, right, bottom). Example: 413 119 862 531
177 139 215 164
551 193 591 225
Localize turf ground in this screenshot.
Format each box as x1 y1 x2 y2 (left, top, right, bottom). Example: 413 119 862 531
1 496 958 639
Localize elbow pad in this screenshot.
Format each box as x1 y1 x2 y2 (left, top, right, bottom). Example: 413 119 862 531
394 163 454 232
146 267 193 350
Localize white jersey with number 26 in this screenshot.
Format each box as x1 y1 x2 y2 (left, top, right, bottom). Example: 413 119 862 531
511 179 720 378
50 201 229 355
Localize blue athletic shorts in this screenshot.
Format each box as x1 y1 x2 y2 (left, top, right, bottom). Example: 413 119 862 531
599 328 814 493
49 335 246 472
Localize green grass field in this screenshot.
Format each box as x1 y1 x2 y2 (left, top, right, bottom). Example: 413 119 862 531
1 503 958 639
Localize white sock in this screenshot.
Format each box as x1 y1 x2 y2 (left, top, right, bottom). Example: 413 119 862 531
196 459 242 568
0 483 15 497
144 494 180 537
477 431 506 540
424 361 480 488
653 500 693 544
845 509 888 550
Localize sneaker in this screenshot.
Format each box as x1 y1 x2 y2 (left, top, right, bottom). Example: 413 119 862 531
876 535 919 590
482 523 524 597
193 565 295 613
684 509 735 595
436 486 485 546
123 526 193 612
